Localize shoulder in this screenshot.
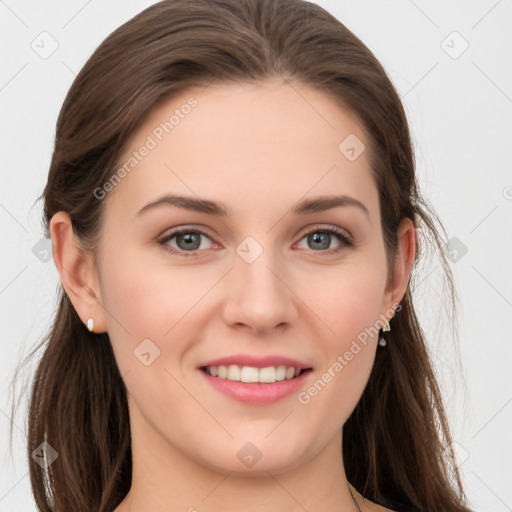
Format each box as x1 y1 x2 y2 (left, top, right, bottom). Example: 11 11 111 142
362 501 396 512
350 484 397 512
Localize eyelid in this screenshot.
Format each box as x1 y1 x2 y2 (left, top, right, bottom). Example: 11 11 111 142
296 224 352 243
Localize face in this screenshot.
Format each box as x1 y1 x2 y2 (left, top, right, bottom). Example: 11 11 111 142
93 78 398 476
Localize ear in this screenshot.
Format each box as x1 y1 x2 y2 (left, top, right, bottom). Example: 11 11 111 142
381 216 417 318
49 211 107 333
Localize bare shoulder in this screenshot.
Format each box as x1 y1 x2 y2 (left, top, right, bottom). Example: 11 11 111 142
364 502 396 512
361 500 396 512
350 484 397 512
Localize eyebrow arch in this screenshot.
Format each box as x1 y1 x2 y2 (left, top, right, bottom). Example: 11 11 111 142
292 195 369 219
136 193 370 219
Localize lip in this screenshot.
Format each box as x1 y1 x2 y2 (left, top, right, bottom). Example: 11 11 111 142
199 367 313 404
197 354 311 370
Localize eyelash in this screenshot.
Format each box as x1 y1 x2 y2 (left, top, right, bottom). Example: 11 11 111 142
157 225 353 257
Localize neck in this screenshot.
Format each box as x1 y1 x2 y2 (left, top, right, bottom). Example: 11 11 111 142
117 415 361 512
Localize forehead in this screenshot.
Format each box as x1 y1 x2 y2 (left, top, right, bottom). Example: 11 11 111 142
106 79 378 221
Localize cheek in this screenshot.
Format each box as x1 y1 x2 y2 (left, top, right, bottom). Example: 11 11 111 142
297 284 380 437
313 257 387 345
299 256 385 411
100 247 212 335
98 247 224 374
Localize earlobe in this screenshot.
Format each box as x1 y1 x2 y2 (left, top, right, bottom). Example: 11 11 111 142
49 211 107 333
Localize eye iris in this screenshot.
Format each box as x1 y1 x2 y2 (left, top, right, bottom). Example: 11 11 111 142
177 232 201 250
309 232 330 250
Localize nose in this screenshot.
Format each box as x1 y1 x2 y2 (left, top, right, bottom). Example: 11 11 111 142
222 243 298 334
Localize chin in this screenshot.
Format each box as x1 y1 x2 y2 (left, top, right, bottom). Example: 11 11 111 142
203 454 306 477
192 436 313 477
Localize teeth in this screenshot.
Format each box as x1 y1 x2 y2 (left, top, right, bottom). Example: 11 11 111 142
205 365 303 383
241 366 259 383
227 365 241 381
275 366 287 381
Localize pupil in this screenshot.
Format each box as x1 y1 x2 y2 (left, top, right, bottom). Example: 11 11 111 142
310 232 329 250
178 232 200 250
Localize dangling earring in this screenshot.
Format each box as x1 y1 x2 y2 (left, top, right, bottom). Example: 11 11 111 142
86 318 94 332
378 321 390 347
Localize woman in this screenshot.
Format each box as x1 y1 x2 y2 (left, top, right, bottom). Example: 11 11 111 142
23 0 472 510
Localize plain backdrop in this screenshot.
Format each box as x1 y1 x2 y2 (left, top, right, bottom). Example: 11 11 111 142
1 1 511 511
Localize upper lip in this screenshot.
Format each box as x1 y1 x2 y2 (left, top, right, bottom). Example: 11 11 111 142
198 354 312 370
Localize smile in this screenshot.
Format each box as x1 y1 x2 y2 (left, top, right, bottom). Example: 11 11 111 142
202 364 307 383
199 366 313 404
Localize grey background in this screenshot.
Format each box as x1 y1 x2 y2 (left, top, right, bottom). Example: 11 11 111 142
1 1 511 510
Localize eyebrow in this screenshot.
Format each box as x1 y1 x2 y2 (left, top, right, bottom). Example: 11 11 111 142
136 193 370 219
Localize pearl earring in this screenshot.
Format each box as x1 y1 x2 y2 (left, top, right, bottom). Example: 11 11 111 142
86 318 94 332
378 321 390 347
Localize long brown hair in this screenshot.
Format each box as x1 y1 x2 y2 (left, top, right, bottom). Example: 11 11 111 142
11 0 472 510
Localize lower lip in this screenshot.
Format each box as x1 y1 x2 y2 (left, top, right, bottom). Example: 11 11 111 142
199 369 312 404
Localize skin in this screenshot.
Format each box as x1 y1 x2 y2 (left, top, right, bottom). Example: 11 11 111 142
51 78 416 512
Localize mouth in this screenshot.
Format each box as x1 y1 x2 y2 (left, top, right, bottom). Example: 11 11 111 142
200 364 312 384
197 357 313 404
